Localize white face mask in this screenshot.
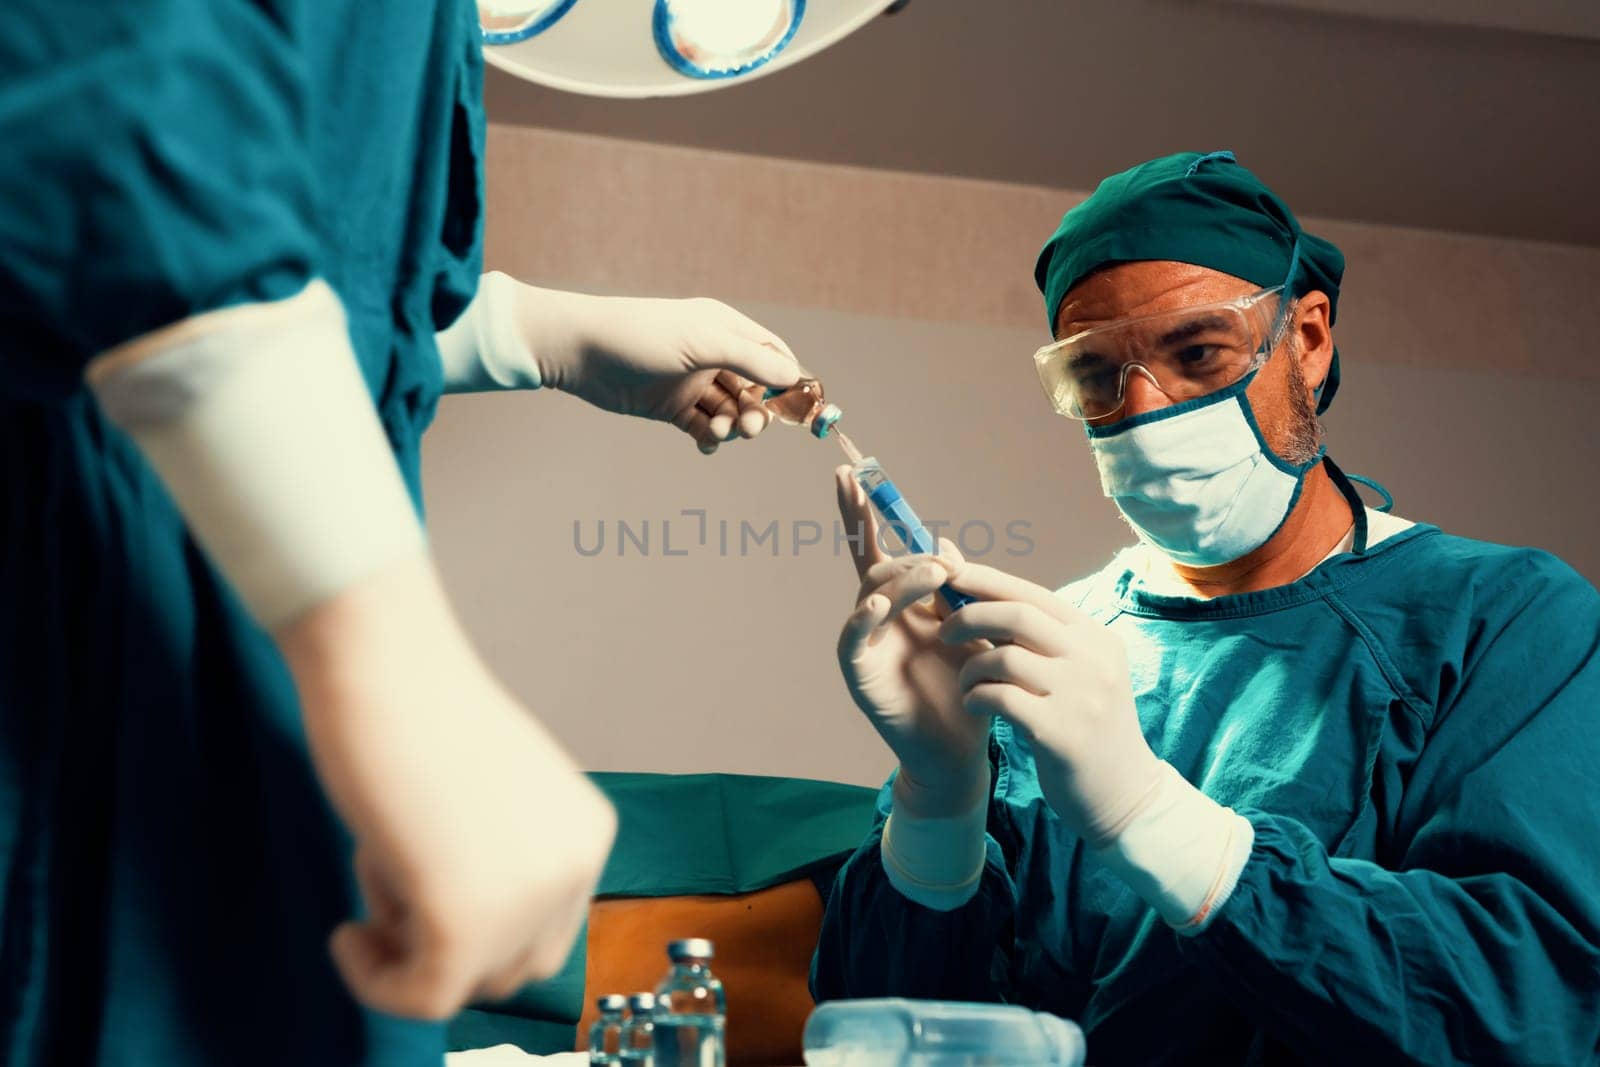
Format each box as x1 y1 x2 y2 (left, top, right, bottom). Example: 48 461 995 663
1086 374 1322 567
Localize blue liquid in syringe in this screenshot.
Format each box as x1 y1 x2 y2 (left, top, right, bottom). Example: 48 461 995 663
846 445 975 612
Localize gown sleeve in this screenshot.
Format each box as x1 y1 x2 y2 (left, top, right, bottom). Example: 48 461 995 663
810 768 1022 1004
1180 551 1600 1063
0 0 319 393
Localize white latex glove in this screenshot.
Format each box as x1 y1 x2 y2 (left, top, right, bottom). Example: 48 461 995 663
934 562 1163 844
537 289 799 454
937 561 1254 930
834 466 991 815
513 276 801 454
280 556 616 1019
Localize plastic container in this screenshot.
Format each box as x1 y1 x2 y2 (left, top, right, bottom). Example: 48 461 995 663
802 998 1086 1066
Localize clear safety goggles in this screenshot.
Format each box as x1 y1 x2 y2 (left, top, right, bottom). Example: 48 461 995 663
1033 286 1291 421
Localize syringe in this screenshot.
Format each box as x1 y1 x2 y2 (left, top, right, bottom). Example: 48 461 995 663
835 430 976 613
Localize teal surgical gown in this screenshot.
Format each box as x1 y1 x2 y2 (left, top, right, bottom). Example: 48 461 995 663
813 518 1600 1064
1 2 484 1063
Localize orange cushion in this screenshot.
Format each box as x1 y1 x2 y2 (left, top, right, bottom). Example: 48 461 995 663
576 879 823 1066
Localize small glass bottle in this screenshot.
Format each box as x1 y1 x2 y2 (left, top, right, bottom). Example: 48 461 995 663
589 993 628 1066
763 370 841 439
652 938 726 1067
619 991 657 1065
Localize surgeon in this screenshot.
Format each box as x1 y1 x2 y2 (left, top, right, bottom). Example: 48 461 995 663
811 151 1600 1062
0 4 801 1065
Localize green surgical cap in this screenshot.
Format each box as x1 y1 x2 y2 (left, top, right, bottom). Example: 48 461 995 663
1034 150 1347 414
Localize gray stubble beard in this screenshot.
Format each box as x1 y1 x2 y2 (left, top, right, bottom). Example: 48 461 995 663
1279 336 1325 467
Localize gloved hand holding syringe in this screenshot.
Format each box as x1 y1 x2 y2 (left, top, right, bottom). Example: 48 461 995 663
762 374 976 612
770 367 992 875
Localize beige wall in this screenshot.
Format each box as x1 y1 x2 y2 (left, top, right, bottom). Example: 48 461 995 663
421 125 1600 788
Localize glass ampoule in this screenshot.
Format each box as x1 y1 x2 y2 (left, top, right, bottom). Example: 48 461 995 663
763 369 841 439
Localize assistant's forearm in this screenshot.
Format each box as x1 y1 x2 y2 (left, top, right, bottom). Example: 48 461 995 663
87 280 426 629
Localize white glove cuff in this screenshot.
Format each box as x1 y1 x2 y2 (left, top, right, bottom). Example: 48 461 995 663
436 271 542 393
86 280 426 628
1092 761 1255 934
880 772 990 912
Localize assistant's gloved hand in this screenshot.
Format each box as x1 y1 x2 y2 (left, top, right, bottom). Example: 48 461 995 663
439 272 801 455
280 555 616 1019
937 561 1255 931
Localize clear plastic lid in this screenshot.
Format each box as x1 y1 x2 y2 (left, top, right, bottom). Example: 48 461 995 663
802 999 1086 1066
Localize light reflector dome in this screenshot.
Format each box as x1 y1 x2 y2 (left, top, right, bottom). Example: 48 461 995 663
653 0 801 80
477 0 580 45
480 0 901 98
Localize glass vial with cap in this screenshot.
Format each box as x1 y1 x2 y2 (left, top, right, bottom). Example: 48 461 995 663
620 992 657 1065
590 994 628 1065
652 938 726 1067
763 371 841 439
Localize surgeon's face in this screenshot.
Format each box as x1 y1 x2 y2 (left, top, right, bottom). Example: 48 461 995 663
1054 261 1333 463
